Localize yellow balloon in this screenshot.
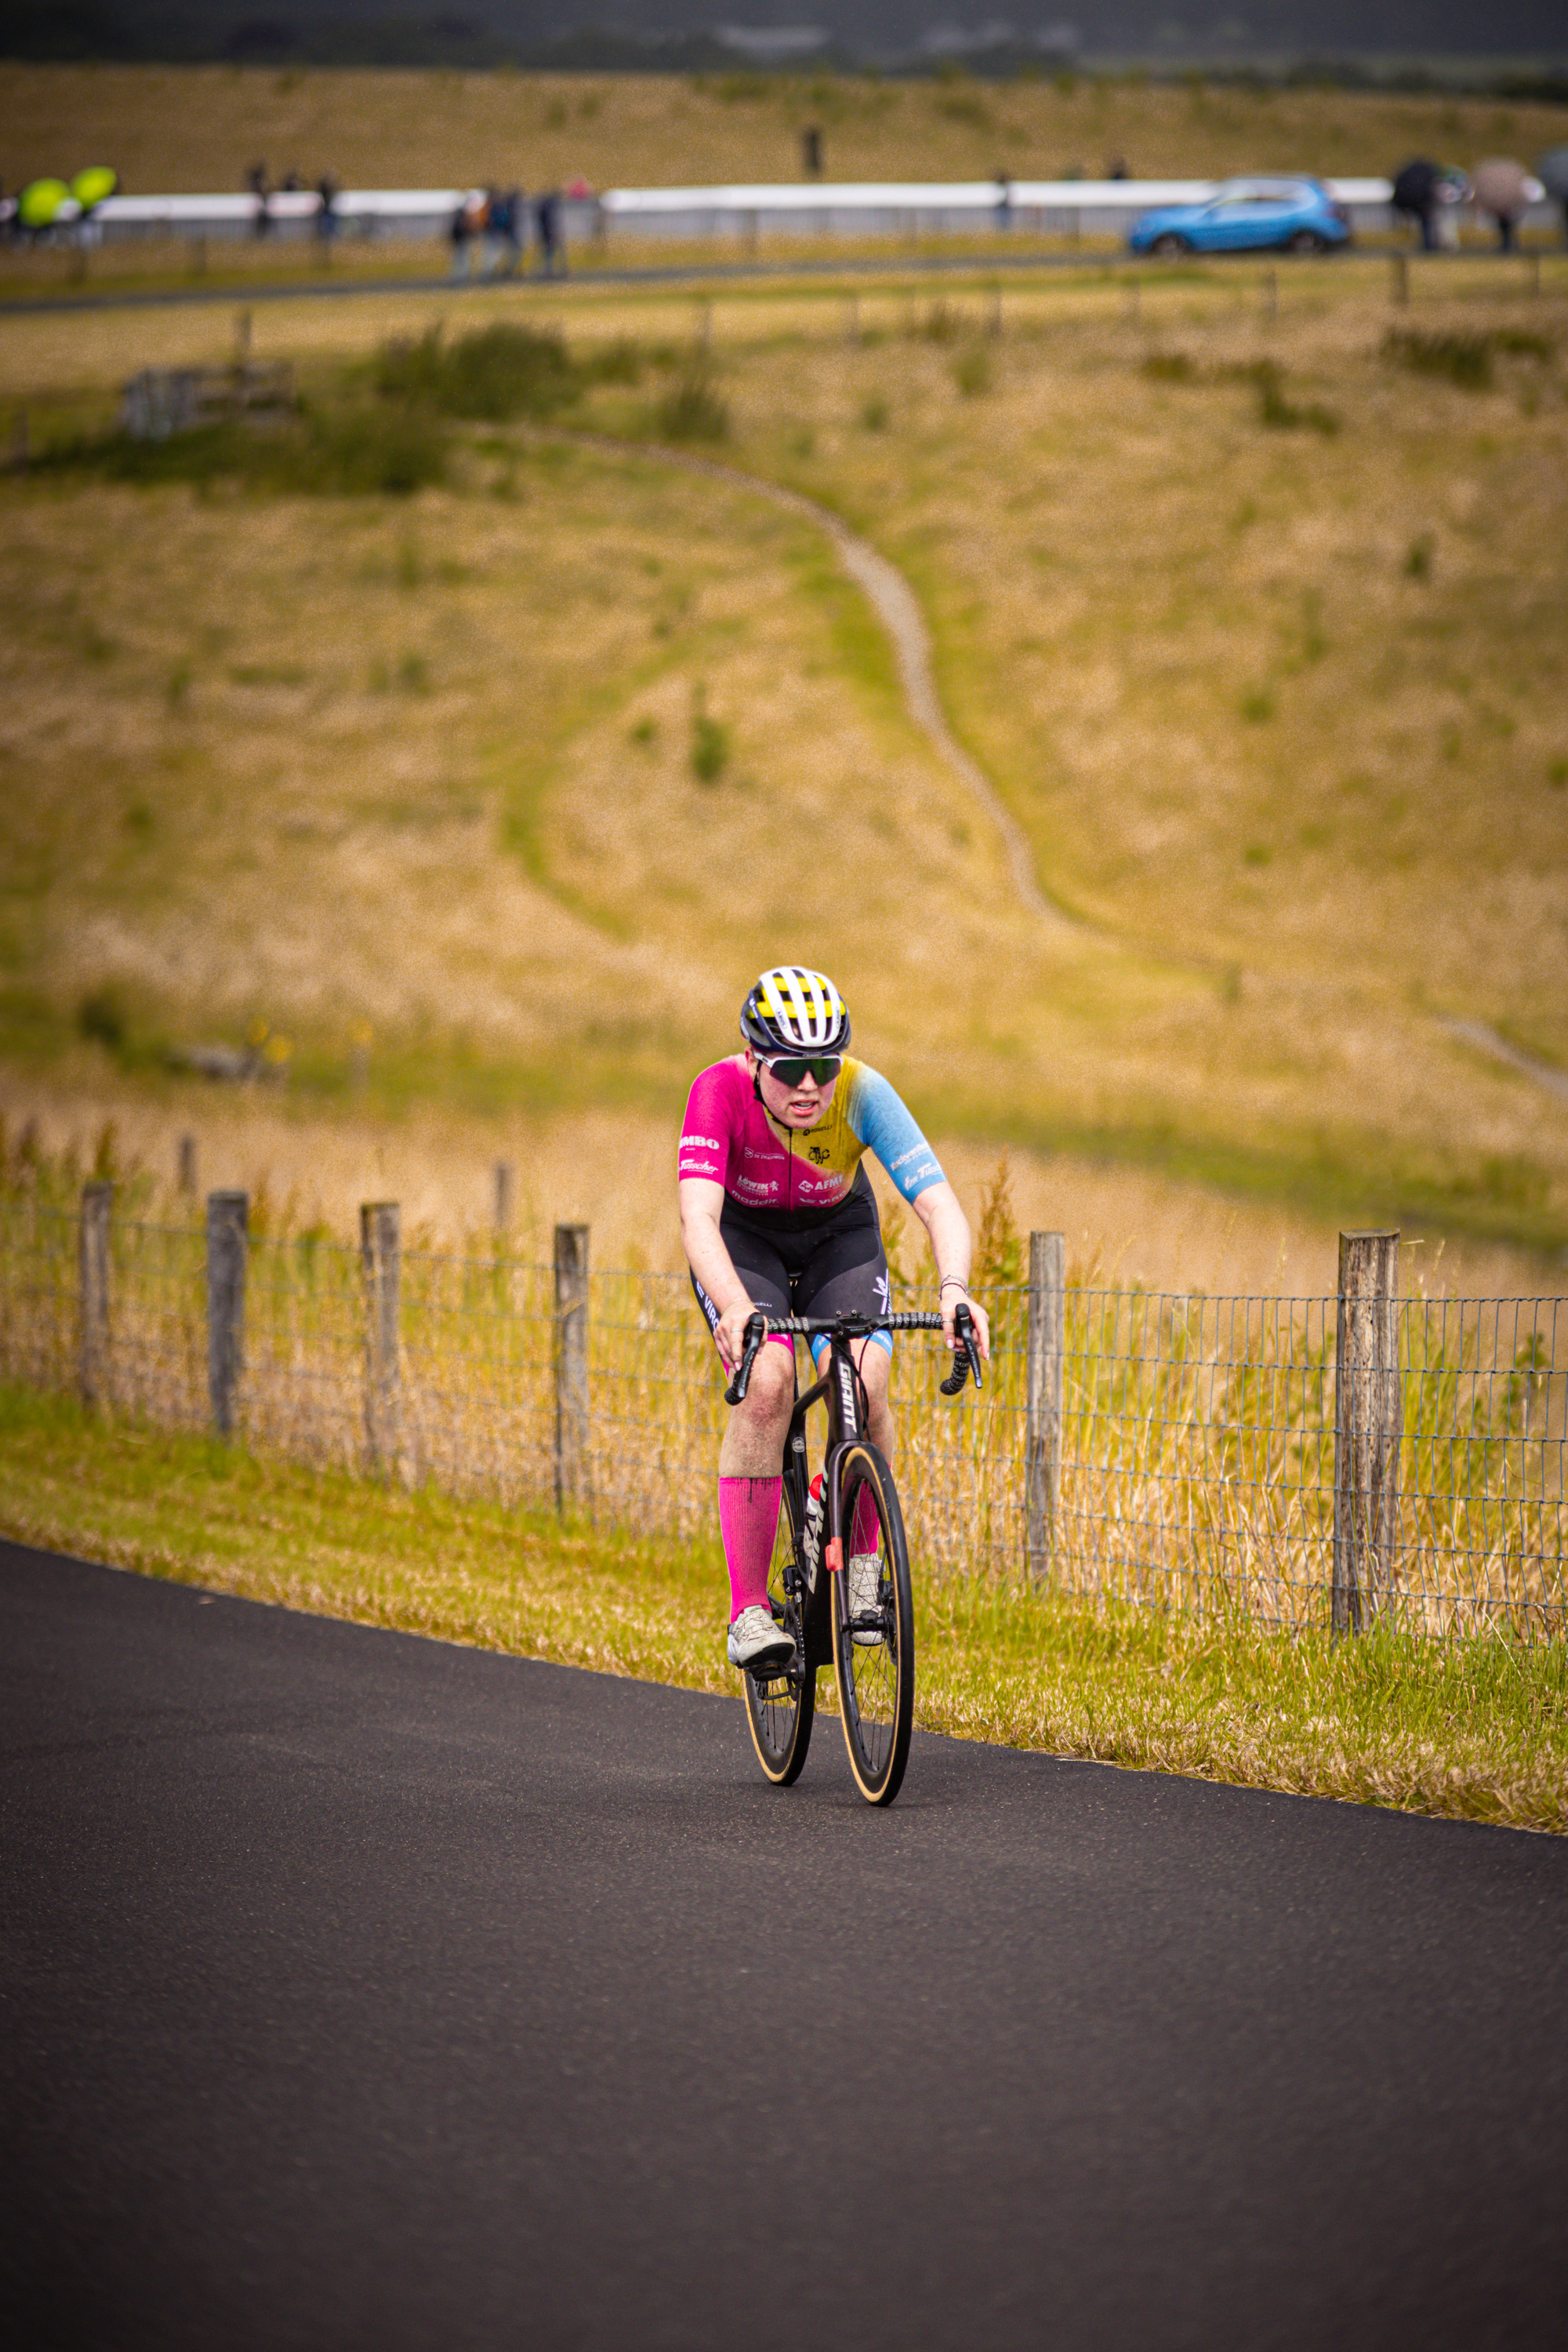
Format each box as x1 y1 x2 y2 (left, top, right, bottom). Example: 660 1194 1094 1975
19 179 71 229
71 167 118 211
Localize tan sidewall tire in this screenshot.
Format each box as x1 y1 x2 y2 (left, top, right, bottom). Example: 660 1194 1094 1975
831 1441 915 1806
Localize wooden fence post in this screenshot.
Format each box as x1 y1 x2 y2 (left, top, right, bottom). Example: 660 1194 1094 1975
1390 251 1409 305
205 1190 248 1438
554 1222 590 1515
493 1160 514 1232
1333 1230 1402 1635
361 1202 401 1472
78 1180 113 1407
1026 1231 1065 1584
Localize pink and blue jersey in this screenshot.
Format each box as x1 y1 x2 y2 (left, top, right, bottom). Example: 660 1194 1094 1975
678 1054 944 1220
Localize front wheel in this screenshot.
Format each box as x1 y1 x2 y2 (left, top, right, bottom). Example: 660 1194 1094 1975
831 1443 915 1806
1288 228 1326 255
1149 232 1189 258
743 1471 815 1785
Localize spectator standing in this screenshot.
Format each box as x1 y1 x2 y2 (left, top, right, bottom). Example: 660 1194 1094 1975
477 184 503 277
493 187 524 276
315 172 338 250
534 187 564 278
1431 168 1468 250
246 161 271 239
450 189 486 280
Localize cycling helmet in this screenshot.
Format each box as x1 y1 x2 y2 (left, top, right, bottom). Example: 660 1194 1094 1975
740 966 851 1058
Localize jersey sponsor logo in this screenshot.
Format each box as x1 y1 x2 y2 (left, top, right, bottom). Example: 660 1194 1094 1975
681 1134 724 1152
888 1142 931 1173
679 1158 721 1178
808 1145 831 1165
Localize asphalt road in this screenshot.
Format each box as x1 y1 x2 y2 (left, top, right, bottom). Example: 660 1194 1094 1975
4 1538 1566 2350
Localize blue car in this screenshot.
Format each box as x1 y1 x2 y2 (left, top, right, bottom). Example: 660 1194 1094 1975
1128 178 1351 258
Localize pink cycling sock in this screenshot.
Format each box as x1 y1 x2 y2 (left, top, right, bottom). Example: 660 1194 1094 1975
720 1477 782 1621
850 1483 880 1555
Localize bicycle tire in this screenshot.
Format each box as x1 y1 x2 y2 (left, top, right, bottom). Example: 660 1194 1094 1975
743 1469 815 1785
831 1442 914 1806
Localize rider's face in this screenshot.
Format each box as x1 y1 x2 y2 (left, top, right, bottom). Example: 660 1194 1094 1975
751 1051 837 1128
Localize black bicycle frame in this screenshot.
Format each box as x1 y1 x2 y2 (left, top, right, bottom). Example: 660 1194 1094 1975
726 1305 982 1668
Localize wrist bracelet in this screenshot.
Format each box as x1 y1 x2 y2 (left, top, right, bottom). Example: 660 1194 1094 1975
938 1276 967 1293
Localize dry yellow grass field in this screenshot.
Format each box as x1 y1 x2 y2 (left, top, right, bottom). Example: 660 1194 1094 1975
2 1067 1549 1298
5 62 1566 199
1 249 1564 1279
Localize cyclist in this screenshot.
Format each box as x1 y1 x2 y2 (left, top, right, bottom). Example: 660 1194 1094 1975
679 965 991 1672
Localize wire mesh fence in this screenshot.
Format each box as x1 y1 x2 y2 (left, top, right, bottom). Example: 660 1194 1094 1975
2 1189 1563 1640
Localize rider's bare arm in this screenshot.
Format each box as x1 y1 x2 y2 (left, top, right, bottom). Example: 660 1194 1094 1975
678 1176 757 1370
910 1179 992 1361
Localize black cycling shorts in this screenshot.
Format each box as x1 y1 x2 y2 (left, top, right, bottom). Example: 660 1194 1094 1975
691 1166 894 1358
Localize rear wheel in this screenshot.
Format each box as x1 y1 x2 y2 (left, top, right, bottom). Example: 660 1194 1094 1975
1149 231 1189 258
1288 228 1326 254
743 1471 815 1785
831 1443 915 1806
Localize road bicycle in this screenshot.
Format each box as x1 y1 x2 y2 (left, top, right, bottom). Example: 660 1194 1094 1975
724 1302 982 1807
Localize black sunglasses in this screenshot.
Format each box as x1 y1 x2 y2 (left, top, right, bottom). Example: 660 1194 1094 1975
762 1054 842 1087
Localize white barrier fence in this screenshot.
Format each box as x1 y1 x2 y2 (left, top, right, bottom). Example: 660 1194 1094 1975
598 176 1406 240
62 175 1538 251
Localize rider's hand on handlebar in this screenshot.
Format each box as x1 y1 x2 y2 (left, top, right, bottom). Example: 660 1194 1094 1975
940 1287 990 1363
714 1296 760 1373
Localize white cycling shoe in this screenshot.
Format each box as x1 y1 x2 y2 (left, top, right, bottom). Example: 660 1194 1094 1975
847 1552 884 1646
728 1604 793 1672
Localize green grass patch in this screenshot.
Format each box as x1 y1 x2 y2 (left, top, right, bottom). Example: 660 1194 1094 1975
652 365 731 444
2 1382 1563 1832
45 402 449 498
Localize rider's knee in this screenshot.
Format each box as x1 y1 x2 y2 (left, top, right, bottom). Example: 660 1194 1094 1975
740 1344 795 1421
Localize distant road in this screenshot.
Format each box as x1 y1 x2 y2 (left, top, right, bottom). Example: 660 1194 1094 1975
4 1539 1566 2350
0 241 1414 319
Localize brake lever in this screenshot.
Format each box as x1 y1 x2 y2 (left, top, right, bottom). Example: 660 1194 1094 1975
939 1302 984 1397
724 1312 767 1406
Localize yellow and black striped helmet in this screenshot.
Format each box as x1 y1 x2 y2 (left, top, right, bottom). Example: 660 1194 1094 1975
741 966 851 1057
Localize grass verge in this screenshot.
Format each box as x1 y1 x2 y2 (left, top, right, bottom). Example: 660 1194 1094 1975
3 1383 1564 1833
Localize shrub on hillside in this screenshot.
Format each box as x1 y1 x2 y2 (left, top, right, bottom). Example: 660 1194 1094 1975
1383 328 1493 390
376 322 581 420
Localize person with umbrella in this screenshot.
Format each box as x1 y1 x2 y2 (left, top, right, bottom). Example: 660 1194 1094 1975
1472 158 1544 253
1536 147 1568 249
1392 157 1440 251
